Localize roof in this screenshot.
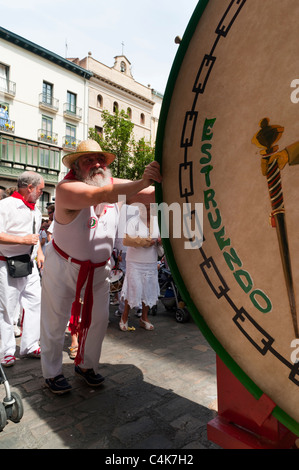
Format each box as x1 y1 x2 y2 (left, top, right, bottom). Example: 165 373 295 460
0 27 93 79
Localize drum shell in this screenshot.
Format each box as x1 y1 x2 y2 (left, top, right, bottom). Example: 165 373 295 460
158 0 299 431
109 269 124 293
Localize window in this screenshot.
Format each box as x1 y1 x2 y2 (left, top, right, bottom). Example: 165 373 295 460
140 113 145 125
127 107 132 119
97 95 103 108
65 124 76 146
40 148 50 168
0 63 9 92
95 125 103 136
42 116 53 137
113 101 119 113
66 91 76 114
0 140 8 161
42 81 53 105
40 148 59 170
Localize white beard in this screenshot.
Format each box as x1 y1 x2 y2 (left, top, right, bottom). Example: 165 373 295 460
76 167 112 187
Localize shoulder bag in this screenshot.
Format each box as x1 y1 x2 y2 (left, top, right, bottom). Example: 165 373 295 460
6 216 35 278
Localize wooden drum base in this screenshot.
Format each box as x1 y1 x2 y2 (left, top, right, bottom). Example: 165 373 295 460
207 357 298 449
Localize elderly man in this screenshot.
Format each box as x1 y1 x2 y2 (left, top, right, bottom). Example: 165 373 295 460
40 139 162 394
0 171 44 367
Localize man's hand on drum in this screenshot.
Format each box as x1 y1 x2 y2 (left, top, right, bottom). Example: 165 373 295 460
142 161 162 186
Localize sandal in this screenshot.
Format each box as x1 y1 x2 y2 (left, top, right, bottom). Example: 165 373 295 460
26 347 41 358
139 318 154 331
1 355 16 367
68 346 78 360
119 318 128 331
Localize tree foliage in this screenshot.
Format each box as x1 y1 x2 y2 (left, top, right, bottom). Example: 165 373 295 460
88 109 155 180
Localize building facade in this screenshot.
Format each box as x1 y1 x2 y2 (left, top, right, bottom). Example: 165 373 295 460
0 28 163 216
0 27 91 213
70 53 162 147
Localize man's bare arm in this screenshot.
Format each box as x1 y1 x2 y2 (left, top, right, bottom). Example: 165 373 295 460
0 232 39 245
56 161 161 215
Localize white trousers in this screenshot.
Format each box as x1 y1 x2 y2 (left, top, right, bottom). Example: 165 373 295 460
0 260 41 357
40 243 111 379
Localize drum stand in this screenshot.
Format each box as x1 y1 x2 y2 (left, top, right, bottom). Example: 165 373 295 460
207 356 298 449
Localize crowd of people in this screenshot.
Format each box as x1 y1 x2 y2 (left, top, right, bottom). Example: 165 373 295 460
0 139 162 394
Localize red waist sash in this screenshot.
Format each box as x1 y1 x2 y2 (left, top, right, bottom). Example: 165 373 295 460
52 239 110 365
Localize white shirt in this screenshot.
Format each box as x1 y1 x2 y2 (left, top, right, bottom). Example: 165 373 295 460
39 229 47 255
126 215 160 264
53 203 119 263
0 196 42 259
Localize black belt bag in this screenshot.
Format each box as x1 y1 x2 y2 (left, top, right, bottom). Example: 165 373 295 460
5 215 35 278
6 254 34 278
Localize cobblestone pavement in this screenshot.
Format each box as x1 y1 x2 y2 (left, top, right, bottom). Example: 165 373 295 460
0 302 220 450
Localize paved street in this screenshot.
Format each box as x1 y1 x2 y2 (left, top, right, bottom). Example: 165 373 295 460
0 301 219 450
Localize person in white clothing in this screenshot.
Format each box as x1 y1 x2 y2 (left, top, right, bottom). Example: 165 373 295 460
119 203 161 332
46 204 54 245
40 139 162 394
0 171 44 367
39 222 48 255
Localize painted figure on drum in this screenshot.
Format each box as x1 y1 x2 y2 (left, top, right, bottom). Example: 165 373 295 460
252 118 299 338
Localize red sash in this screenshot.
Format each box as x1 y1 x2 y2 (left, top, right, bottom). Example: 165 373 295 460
52 240 110 365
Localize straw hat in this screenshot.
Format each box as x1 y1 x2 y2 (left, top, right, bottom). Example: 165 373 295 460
62 139 115 169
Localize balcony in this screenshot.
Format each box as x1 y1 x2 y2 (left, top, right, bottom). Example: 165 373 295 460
0 119 15 134
0 78 16 98
0 135 61 184
38 129 58 145
38 93 59 113
62 136 80 151
63 103 82 121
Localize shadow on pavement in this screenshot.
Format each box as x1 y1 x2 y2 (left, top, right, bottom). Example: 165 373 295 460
0 303 219 450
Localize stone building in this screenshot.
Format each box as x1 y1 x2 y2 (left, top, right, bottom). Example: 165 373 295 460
69 52 162 148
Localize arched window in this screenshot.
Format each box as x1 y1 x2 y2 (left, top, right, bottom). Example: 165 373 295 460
97 94 103 108
140 113 145 125
113 101 119 113
127 107 132 119
120 61 126 73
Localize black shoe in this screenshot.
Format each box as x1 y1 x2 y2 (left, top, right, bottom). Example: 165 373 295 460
45 375 72 394
75 365 105 387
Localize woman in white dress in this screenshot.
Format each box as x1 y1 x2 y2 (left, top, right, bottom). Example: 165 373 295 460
119 203 161 331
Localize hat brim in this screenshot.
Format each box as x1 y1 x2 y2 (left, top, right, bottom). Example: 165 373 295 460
62 150 115 169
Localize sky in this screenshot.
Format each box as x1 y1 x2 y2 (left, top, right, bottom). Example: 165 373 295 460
1 0 199 94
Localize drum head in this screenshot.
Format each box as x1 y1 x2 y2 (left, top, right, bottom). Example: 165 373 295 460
110 269 123 283
156 0 299 435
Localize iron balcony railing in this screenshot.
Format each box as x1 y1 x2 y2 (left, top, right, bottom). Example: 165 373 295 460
63 102 82 120
39 93 59 112
38 129 58 145
0 119 15 133
62 136 80 150
0 78 16 97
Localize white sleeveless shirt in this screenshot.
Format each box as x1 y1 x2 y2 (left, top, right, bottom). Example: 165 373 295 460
53 202 119 263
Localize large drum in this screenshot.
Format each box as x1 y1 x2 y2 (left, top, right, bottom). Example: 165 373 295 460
109 268 124 294
156 0 299 436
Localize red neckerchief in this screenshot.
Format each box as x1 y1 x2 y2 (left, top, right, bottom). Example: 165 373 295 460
63 170 79 181
11 191 35 210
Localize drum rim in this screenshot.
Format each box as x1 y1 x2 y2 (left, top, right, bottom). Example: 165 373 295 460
154 0 299 435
